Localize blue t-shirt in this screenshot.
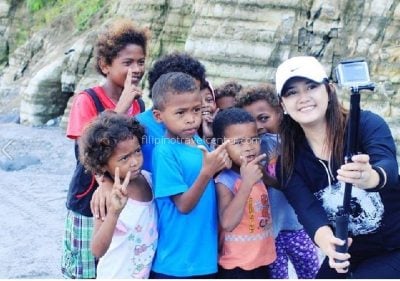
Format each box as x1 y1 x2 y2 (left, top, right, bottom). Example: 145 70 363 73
135 109 166 172
151 135 218 277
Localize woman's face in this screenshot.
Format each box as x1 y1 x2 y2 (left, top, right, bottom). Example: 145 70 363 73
280 78 329 128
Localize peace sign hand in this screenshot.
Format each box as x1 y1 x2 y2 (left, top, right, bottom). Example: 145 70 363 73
108 167 130 215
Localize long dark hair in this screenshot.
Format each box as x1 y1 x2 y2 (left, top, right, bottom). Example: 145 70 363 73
279 81 348 187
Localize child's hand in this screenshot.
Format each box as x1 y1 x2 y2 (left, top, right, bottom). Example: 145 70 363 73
108 167 130 215
198 139 231 177
201 108 219 139
240 153 266 188
91 175 113 220
115 68 143 113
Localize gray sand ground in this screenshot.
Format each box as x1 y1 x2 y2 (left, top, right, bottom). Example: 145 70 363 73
0 122 312 278
0 123 74 278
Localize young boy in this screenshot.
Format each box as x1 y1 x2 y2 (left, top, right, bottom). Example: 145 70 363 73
150 72 231 278
212 107 276 278
90 53 209 226
136 52 207 172
62 19 149 279
236 84 319 278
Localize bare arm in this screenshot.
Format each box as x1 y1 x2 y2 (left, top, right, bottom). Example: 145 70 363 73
91 168 130 258
172 140 231 214
91 176 113 220
114 68 143 114
91 213 119 258
218 154 266 231
217 182 252 232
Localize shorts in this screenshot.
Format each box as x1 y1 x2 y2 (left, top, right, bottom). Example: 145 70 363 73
61 210 97 278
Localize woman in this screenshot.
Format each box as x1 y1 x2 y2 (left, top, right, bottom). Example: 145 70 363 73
275 56 400 278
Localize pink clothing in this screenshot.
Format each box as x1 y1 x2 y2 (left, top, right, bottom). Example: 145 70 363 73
219 179 276 270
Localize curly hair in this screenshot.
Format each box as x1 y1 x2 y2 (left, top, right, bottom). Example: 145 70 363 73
214 81 242 101
79 110 145 175
148 52 206 98
235 83 279 109
95 19 150 77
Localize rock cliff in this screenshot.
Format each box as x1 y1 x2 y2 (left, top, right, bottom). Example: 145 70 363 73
0 0 399 152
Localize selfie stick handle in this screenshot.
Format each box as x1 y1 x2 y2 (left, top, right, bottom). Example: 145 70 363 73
335 87 361 255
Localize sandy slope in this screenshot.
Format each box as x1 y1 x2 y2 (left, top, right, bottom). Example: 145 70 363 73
0 123 75 278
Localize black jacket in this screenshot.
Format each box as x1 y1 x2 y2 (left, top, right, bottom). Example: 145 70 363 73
278 110 400 259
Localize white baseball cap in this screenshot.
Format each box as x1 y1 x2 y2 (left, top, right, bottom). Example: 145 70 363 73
275 56 328 96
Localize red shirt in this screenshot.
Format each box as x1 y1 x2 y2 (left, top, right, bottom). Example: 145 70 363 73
66 86 140 139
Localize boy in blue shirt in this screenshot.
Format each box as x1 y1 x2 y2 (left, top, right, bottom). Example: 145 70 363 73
150 72 231 278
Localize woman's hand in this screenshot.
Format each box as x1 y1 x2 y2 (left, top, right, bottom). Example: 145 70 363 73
336 154 380 189
314 226 352 274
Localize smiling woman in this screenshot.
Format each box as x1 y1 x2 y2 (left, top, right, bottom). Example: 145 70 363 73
276 56 400 278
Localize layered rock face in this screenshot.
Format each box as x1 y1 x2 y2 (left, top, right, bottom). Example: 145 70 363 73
0 0 399 149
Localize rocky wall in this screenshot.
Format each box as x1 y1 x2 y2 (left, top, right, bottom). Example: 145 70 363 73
0 0 398 156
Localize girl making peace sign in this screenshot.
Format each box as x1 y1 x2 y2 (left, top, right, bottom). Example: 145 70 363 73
79 111 158 278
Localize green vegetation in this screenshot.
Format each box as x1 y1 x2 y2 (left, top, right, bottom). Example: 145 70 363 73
8 0 105 52
26 0 53 12
25 0 105 31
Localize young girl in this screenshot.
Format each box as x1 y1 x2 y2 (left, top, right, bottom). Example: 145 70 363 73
236 84 320 279
212 107 276 278
276 56 400 278
79 111 157 278
62 19 150 278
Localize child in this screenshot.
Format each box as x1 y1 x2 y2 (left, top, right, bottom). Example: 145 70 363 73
212 107 276 278
136 51 207 172
150 72 231 278
62 19 150 278
79 111 157 279
199 79 218 146
91 52 209 223
214 80 242 110
236 84 320 279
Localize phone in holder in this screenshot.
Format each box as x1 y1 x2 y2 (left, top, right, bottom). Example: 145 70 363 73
335 58 373 89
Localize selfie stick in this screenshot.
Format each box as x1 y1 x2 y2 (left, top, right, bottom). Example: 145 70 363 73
335 84 374 256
